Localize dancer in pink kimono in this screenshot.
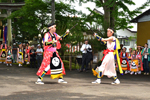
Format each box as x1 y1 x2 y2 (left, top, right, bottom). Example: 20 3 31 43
92 28 120 84
35 23 69 84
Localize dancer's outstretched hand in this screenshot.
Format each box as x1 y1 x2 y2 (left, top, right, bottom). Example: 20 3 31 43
94 33 97 37
66 29 70 35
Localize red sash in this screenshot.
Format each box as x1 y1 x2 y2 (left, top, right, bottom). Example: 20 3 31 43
101 49 114 61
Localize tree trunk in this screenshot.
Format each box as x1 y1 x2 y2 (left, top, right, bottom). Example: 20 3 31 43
51 0 55 23
103 0 110 36
110 1 116 30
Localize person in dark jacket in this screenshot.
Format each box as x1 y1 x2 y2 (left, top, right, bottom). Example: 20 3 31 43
80 40 92 72
30 45 37 68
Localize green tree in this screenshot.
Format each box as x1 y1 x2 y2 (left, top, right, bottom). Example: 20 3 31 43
66 0 150 33
7 0 49 42
64 0 150 52
8 0 85 50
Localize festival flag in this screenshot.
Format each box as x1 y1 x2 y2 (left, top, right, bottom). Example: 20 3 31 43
3 26 7 43
0 29 1 38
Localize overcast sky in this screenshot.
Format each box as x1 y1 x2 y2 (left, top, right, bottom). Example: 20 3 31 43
57 0 150 31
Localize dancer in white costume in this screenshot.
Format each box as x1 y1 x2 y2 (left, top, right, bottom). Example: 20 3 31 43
92 28 120 84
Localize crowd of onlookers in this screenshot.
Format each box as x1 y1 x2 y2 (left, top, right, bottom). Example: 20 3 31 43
0 40 43 68
0 39 150 76
118 43 150 75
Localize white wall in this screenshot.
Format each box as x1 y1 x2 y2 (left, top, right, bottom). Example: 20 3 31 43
116 29 136 37
138 14 150 22
148 39 150 48
116 29 137 52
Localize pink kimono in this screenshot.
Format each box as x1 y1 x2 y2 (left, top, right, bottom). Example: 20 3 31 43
36 32 65 77
97 36 116 78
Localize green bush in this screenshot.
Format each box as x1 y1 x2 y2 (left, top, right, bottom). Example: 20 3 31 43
63 60 79 70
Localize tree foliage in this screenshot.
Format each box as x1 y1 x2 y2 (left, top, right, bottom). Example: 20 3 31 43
66 0 150 32
7 0 85 55
63 0 150 52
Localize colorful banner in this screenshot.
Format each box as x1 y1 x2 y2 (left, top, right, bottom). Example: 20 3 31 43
3 26 7 43
0 29 1 38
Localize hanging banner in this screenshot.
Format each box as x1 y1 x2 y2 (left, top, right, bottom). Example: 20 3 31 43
3 26 7 43
0 29 1 38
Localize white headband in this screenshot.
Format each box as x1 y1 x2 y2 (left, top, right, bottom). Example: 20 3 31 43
49 25 55 30
107 28 114 33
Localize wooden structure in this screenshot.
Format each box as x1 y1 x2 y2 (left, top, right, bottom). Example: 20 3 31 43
0 3 25 45
130 9 150 46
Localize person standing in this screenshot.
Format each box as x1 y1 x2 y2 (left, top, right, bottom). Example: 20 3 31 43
137 46 143 74
120 47 130 74
130 50 139 75
17 42 24 67
92 28 121 84
141 43 150 75
35 23 69 84
0 40 7 63
128 48 132 67
22 43 26 64
80 40 92 72
6 46 13 66
25 43 30 64
30 45 36 68
12 43 17 63
36 44 43 68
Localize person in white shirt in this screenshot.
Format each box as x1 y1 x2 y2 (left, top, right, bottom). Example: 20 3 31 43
36 44 43 68
80 40 92 72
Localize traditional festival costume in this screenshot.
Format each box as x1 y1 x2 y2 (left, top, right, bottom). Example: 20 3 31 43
6 49 13 66
26 46 30 64
36 23 69 84
130 54 139 75
0 44 7 63
127 52 132 67
137 51 143 74
92 31 123 84
25 53 28 63
17 48 23 67
120 52 130 74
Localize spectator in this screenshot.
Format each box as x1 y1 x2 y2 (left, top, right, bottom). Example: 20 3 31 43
6 46 13 66
127 48 132 67
130 50 138 75
118 44 123 54
120 47 130 74
26 43 30 64
141 43 150 75
12 43 17 63
0 40 7 63
22 43 26 64
80 40 92 72
137 46 143 74
36 44 43 68
17 42 23 67
30 45 36 68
